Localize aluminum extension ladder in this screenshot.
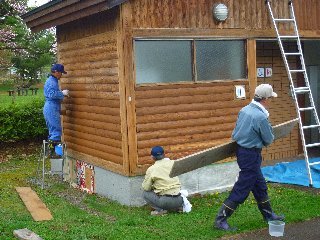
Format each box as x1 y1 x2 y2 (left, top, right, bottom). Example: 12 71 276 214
266 0 320 186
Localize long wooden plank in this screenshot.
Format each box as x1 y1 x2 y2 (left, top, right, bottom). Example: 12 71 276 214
16 187 52 221
170 118 299 177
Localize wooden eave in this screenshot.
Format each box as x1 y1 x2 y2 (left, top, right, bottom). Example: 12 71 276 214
21 0 128 32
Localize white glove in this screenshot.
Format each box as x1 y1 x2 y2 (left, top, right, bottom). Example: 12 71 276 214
62 89 69 96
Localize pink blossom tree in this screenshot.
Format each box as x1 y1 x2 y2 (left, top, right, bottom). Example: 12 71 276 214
1 0 56 84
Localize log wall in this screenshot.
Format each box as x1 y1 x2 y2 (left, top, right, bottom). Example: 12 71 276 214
130 0 319 31
135 82 249 166
56 9 128 175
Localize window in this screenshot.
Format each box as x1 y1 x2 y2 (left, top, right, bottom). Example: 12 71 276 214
195 40 246 81
135 40 192 84
134 39 247 84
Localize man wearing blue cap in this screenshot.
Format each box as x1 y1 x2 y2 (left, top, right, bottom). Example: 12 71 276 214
43 63 69 157
142 146 184 216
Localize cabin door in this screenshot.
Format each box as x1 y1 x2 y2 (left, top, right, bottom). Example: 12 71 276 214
304 40 320 144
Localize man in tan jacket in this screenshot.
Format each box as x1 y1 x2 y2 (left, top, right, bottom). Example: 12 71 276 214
142 146 183 216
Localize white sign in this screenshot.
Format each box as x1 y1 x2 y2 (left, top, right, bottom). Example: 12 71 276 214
235 85 246 99
266 68 272 77
257 68 264 78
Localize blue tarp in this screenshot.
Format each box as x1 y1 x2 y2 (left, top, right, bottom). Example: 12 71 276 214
261 158 320 188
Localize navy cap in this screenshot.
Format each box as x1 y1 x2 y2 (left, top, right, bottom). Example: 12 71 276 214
151 146 164 158
51 63 67 74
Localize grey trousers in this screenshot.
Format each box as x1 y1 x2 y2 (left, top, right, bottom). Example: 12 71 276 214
143 191 183 211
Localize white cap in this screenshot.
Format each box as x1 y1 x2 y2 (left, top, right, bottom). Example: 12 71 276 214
254 84 278 99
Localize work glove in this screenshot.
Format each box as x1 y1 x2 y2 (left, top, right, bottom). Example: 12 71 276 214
62 89 69 96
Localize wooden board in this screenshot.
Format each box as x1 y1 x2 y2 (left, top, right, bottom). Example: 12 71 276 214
170 118 299 177
16 187 53 221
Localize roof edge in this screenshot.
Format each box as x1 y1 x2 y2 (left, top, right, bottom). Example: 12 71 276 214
21 0 64 19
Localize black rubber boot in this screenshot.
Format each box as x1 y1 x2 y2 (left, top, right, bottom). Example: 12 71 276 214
258 199 284 222
214 200 238 231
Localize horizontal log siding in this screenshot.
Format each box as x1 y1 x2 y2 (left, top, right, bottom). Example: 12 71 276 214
130 0 320 33
135 82 249 165
256 41 299 161
57 11 124 172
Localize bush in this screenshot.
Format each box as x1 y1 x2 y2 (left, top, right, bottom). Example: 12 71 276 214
0 98 47 142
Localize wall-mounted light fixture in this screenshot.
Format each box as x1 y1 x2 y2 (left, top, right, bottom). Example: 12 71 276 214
212 3 229 22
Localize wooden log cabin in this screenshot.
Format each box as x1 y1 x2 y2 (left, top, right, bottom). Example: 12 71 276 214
22 0 320 205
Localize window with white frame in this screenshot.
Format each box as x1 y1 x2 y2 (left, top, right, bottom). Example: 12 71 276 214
134 39 247 84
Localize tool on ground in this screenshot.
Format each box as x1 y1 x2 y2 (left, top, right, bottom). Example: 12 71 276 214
266 0 320 187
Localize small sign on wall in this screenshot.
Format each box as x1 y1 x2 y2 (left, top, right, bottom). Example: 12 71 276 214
257 67 273 78
235 85 246 99
266 67 272 77
257 68 265 78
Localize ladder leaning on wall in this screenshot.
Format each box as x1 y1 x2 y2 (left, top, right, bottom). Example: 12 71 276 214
266 0 320 187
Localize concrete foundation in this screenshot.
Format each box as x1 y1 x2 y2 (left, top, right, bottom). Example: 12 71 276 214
93 161 240 206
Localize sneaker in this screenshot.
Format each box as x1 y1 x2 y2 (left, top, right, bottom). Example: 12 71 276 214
150 210 168 216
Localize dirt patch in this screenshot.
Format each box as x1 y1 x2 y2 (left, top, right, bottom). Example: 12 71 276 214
55 185 117 222
0 138 43 162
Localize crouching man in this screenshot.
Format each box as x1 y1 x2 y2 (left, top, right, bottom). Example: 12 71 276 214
142 146 185 216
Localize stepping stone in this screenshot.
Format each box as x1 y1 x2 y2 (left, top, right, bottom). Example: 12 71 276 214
13 228 43 240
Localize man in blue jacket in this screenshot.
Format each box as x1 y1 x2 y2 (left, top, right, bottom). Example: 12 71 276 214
43 63 69 156
214 83 284 231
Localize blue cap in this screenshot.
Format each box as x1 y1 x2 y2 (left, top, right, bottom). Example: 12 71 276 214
51 63 67 74
151 146 164 158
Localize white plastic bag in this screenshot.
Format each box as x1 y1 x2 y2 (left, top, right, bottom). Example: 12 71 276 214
180 190 192 213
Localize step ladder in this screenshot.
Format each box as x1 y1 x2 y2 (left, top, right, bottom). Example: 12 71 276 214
36 140 66 189
266 0 320 187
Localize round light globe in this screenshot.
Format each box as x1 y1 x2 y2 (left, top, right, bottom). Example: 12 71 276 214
212 3 228 22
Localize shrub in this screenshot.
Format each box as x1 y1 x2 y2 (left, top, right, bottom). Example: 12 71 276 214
0 98 47 142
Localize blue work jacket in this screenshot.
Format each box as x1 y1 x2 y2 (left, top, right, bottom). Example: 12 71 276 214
232 102 274 149
43 75 64 105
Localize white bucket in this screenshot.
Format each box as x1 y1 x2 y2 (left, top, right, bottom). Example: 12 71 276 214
268 220 285 237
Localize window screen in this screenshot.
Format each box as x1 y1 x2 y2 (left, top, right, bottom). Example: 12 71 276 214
195 40 246 81
135 40 192 84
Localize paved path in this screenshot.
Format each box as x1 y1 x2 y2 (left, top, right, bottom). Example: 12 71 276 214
219 217 320 239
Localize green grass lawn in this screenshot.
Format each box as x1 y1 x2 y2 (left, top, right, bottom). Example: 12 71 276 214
1 148 320 240
0 87 44 106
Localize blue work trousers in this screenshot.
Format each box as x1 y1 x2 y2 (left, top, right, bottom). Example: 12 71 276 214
228 146 268 204
43 101 62 142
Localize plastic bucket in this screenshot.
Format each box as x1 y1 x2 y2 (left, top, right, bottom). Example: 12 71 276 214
268 220 285 237
55 144 63 156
